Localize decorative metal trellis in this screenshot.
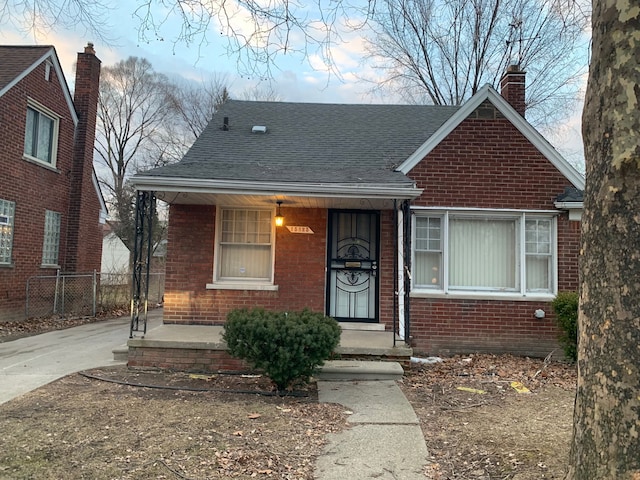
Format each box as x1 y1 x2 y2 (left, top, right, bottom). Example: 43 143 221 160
130 190 155 338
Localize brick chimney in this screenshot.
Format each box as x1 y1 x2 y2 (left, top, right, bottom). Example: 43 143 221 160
65 43 102 272
500 64 526 117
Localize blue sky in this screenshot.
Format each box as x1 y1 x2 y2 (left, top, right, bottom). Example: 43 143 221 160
1 1 586 170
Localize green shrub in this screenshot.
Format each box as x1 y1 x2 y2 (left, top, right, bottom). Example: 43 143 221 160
222 308 341 390
551 291 579 361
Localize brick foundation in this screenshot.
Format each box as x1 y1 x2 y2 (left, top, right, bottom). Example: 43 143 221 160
128 346 251 373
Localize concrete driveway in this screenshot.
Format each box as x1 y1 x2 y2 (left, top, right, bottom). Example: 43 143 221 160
0 310 162 405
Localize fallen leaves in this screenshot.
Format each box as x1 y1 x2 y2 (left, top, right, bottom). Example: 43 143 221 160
510 381 531 394
0 369 350 479
402 353 577 480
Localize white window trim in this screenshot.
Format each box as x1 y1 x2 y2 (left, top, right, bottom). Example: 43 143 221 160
208 205 278 290
411 208 558 300
23 98 60 169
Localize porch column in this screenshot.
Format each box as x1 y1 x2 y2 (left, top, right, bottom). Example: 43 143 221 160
397 204 406 340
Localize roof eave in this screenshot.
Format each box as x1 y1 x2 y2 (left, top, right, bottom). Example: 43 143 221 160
132 176 423 200
554 201 583 221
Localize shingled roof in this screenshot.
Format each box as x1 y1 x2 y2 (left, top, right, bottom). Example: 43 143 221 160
0 45 54 93
139 100 460 186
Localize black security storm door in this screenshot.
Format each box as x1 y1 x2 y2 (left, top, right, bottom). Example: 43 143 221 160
327 210 379 322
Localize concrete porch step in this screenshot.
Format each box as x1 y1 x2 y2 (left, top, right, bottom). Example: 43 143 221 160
339 322 386 331
315 360 404 381
112 345 128 361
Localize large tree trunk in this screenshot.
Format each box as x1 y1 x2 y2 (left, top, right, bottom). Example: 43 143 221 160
566 1 640 479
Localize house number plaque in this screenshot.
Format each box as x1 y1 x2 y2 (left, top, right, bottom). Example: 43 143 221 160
286 226 314 234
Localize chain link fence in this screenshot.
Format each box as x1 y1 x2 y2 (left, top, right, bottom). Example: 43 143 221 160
25 271 165 319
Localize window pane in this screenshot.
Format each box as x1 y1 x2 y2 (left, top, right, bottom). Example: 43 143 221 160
219 244 271 279
415 216 442 288
0 199 15 264
449 217 517 290
24 108 36 157
42 210 61 265
24 107 55 163
415 251 441 287
527 256 551 291
36 115 53 163
525 218 552 291
218 208 272 280
415 217 441 250
525 219 551 254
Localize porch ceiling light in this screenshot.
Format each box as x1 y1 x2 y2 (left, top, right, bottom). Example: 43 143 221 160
275 201 284 227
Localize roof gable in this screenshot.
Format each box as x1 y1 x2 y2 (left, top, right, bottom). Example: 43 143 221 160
0 45 78 125
397 84 585 190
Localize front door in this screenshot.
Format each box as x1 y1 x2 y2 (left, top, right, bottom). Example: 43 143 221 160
327 210 379 322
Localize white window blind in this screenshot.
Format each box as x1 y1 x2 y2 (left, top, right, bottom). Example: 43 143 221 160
218 208 272 281
449 217 517 290
413 210 556 296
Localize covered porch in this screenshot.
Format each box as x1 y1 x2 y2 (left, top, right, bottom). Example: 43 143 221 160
127 182 419 340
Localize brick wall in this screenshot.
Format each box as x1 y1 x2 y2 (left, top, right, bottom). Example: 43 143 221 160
163 205 327 323
406 112 582 357
378 210 398 330
128 346 250 373
0 58 74 320
0 47 103 321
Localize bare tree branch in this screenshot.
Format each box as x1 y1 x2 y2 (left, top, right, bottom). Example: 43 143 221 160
363 0 590 128
94 56 231 249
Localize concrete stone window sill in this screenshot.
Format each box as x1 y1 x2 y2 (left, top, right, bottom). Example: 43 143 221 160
410 291 555 302
206 283 279 291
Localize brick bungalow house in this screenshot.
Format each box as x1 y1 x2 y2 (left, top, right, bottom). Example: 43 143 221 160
0 44 107 321
132 66 583 358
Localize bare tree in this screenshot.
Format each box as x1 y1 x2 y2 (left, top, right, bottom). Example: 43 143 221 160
241 84 283 101
566 0 640 477
95 57 231 250
1 0 113 39
3 0 371 78
169 76 231 141
94 56 177 251
364 0 590 127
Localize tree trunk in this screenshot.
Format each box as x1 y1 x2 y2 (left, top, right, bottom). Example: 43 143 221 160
566 1 640 479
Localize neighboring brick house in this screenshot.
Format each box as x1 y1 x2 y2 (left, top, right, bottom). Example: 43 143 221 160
0 44 107 321
132 67 584 357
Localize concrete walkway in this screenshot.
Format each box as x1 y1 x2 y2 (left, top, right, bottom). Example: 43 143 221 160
316 379 429 479
0 310 162 405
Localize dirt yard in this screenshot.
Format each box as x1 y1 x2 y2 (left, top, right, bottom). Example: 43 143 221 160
401 354 577 479
0 317 576 479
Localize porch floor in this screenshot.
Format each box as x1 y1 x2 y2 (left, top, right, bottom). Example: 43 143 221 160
128 324 413 358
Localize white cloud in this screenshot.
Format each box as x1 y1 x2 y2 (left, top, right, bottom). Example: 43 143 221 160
1 1 586 161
